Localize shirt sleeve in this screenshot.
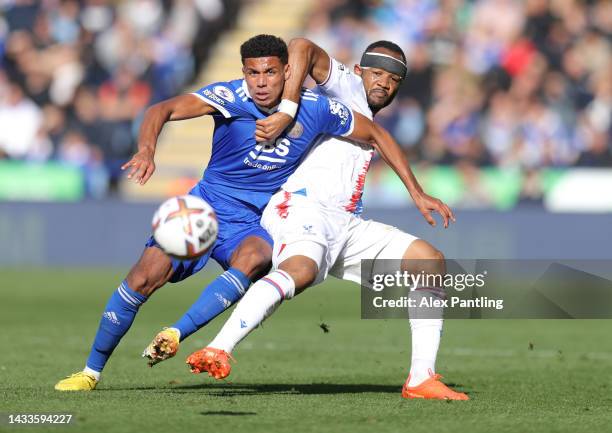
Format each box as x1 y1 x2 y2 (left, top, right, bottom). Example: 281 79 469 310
318 57 355 100
316 96 355 138
191 82 245 118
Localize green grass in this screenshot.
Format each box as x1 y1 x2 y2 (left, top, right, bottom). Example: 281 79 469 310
1 268 611 433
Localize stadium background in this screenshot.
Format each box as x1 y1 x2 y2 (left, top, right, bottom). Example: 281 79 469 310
1 2 611 432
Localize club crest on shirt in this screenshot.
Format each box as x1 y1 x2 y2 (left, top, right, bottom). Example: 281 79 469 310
213 85 235 103
287 121 304 139
328 99 350 126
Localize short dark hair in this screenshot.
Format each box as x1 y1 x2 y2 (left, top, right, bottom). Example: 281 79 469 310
363 40 406 64
240 34 288 64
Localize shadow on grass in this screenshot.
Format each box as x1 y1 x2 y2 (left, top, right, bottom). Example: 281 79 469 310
171 382 400 396
104 382 472 397
101 382 402 395
200 411 257 416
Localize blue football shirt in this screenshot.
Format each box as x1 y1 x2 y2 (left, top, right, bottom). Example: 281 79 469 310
190 79 354 212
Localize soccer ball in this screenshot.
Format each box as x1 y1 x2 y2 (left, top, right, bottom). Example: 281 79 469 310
152 195 218 259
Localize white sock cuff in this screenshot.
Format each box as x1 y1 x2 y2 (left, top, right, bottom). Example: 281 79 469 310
83 366 101 380
262 270 296 300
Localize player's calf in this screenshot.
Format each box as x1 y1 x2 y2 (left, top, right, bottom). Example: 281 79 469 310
400 239 448 389
186 242 324 379
55 247 174 390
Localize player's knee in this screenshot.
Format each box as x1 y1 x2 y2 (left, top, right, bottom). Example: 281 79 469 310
278 257 318 292
126 268 154 296
126 266 167 297
231 245 272 280
245 249 271 276
126 248 173 296
402 240 446 275
428 248 445 262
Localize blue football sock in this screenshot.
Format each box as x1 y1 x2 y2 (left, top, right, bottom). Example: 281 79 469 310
85 280 147 373
172 268 250 340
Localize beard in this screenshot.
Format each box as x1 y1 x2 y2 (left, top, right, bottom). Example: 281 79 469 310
367 90 393 111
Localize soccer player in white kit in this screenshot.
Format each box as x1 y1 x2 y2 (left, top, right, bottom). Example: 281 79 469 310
187 38 468 400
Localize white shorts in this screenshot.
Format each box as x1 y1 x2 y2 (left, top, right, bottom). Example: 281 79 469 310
261 190 419 286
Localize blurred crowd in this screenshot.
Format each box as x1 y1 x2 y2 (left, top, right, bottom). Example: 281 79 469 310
0 0 239 196
1 0 610 205
306 0 612 205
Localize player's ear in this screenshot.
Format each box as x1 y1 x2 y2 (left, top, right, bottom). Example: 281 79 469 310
354 64 363 76
284 63 291 81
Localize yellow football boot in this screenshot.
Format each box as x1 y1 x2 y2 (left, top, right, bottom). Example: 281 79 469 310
54 372 98 391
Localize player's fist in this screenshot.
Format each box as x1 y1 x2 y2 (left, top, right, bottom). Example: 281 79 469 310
413 193 456 228
255 112 293 142
122 148 156 185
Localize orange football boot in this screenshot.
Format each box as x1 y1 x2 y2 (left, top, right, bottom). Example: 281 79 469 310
186 347 234 379
402 373 469 400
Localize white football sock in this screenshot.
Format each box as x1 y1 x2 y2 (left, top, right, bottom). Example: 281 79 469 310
209 270 295 353
407 318 442 387
83 366 101 381
407 286 445 387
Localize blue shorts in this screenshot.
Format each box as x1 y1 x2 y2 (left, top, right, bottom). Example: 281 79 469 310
146 182 273 283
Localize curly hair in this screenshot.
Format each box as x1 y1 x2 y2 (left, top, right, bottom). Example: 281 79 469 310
240 34 288 65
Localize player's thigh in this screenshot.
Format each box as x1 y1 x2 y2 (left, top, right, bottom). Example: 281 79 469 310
264 195 343 286
126 247 175 296
330 219 419 285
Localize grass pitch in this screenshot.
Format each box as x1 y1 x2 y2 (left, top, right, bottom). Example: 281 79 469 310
1 268 611 433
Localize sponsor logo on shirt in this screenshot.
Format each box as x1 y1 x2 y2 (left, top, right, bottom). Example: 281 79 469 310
202 88 226 106
328 99 350 126
244 137 291 171
213 85 235 102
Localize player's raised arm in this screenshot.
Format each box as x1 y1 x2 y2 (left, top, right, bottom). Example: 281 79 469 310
255 38 331 142
348 112 456 228
283 38 332 100
122 94 218 185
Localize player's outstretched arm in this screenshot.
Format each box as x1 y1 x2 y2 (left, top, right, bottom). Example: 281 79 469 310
255 38 331 142
348 112 456 228
122 94 218 185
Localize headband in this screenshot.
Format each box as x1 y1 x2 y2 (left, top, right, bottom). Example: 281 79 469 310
359 51 407 79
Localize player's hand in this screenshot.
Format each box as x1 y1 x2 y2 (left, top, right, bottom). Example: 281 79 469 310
255 112 293 142
121 148 155 185
413 193 456 228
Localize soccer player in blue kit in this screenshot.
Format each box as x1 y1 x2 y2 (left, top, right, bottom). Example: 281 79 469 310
54 35 439 391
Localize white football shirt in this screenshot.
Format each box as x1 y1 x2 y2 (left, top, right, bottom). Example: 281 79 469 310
281 58 375 214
